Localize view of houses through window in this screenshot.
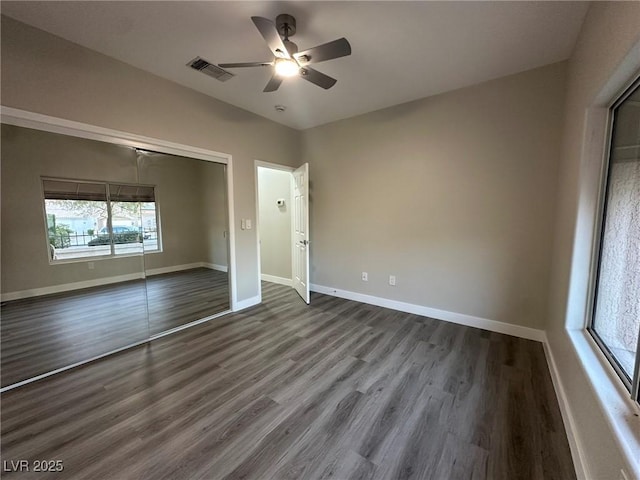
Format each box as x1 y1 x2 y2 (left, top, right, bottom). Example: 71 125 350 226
43 178 159 261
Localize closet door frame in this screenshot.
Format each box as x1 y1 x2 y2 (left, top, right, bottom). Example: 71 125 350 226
0 106 238 392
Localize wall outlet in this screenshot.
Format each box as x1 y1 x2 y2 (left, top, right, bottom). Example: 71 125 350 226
389 275 396 286
241 219 246 230
361 272 368 282
88 262 95 270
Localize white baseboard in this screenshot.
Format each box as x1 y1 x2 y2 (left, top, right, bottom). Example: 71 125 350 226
542 336 589 480
309 283 546 342
2 262 230 301
261 273 292 287
1 273 145 302
203 263 228 273
145 262 204 276
148 262 228 276
233 295 261 312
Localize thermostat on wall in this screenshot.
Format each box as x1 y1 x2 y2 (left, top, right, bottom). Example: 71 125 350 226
276 199 286 207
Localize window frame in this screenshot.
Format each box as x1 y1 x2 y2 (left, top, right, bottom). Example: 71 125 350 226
587 76 640 402
41 176 161 264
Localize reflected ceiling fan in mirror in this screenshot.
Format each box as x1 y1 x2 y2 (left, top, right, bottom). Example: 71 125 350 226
219 14 351 92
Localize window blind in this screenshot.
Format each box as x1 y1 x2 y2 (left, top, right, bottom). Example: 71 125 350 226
109 184 155 202
42 179 107 201
42 179 155 202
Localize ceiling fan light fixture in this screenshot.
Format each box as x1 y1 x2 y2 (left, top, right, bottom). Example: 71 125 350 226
275 58 299 77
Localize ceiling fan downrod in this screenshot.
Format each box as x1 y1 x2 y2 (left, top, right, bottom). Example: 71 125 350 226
276 14 296 39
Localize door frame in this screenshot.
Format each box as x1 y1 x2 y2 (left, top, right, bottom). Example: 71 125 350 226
254 159 294 303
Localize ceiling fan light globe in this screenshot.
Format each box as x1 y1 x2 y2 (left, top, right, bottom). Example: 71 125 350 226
275 59 299 77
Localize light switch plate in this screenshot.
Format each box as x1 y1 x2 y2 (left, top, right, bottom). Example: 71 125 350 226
246 219 252 230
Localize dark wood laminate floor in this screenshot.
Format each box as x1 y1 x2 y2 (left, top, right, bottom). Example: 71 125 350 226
0 268 229 387
0 282 576 480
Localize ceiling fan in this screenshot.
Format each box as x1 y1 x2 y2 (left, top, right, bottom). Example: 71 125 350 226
219 14 351 92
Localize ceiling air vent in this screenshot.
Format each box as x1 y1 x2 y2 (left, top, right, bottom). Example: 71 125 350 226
187 57 234 82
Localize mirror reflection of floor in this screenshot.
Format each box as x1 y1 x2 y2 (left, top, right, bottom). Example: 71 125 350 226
0 268 229 388
146 268 229 336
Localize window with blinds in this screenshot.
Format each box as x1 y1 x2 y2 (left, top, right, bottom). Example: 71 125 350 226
42 178 159 261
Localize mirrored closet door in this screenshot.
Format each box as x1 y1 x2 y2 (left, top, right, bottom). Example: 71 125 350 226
0 124 231 389
137 151 230 336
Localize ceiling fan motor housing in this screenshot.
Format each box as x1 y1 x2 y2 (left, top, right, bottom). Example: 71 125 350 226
276 14 296 38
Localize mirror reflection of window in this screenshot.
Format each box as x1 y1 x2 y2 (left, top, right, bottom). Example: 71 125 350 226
141 201 160 252
42 179 110 260
108 184 158 256
42 179 160 260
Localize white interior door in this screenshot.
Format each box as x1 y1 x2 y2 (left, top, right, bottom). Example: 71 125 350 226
292 163 310 304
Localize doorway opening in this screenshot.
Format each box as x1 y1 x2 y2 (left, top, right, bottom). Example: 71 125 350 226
255 161 309 304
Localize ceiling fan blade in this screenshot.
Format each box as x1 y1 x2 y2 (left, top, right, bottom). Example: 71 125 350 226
299 67 337 89
251 16 291 59
263 74 283 92
294 38 351 64
218 62 272 68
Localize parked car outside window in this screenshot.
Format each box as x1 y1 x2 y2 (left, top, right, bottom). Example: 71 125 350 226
89 226 141 246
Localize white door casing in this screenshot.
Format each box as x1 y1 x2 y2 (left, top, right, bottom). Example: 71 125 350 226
292 163 310 304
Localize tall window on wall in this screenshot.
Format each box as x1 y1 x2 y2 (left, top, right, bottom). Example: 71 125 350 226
42 178 160 262
589 77 640 401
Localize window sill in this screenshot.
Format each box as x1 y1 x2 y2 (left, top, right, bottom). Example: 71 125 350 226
568 328 640 478
49 252 143 265
49 249 162 265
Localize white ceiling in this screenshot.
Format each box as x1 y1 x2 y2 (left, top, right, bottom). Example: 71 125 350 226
1 1 589 130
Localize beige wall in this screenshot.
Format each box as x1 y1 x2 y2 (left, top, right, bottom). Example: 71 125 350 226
1 15 301 302
257 167 292 280
546 2 640 478
302 62 566 330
